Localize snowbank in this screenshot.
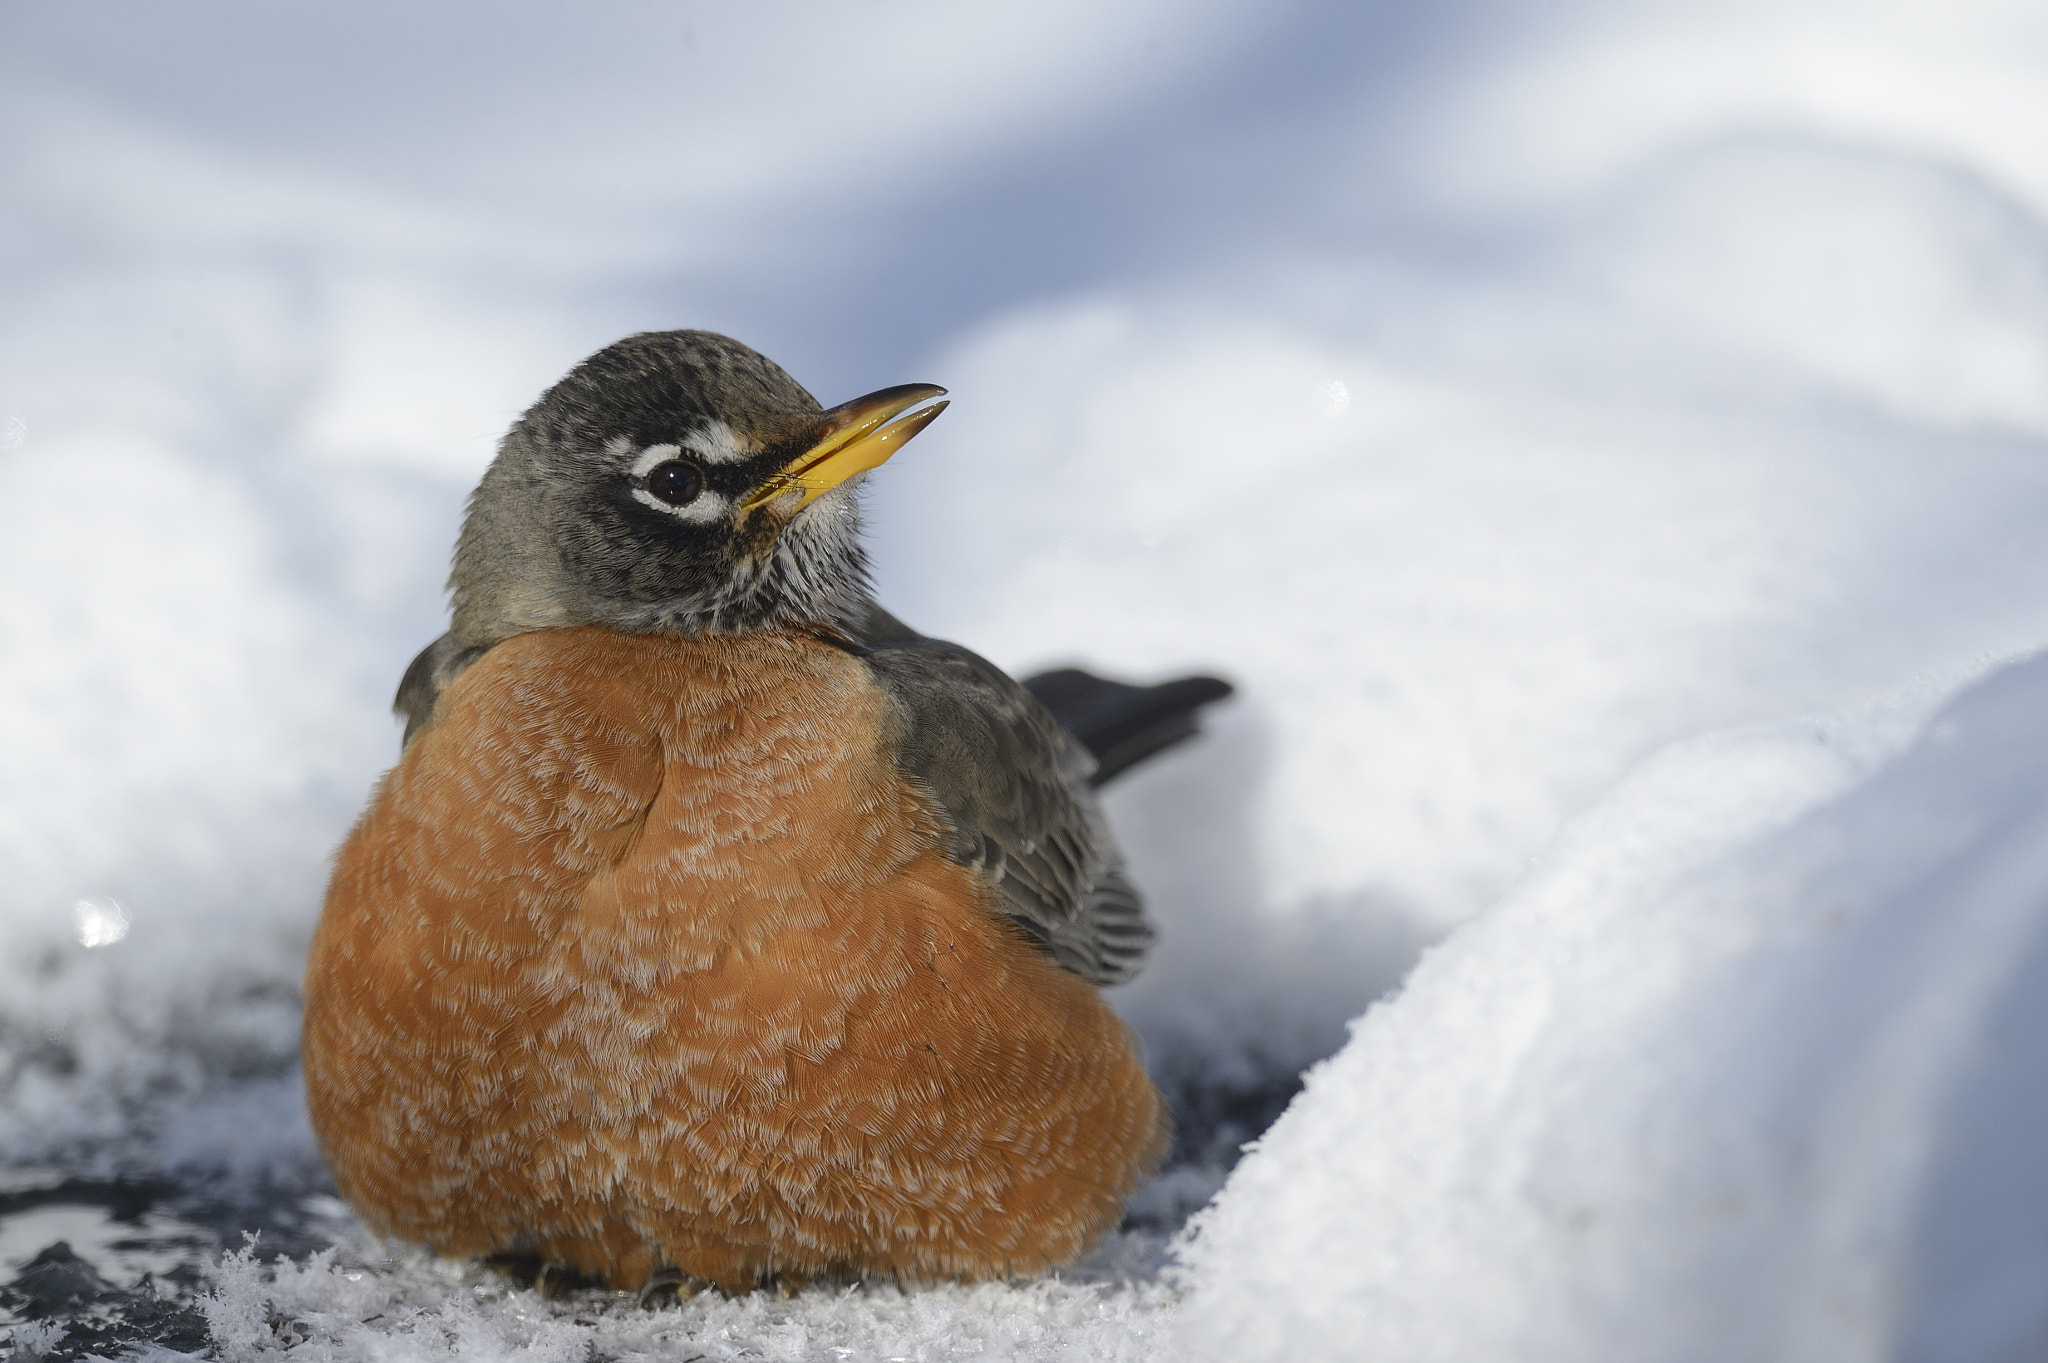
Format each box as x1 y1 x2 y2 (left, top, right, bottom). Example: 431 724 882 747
6 0 2048 1359
1175 654 2048 1361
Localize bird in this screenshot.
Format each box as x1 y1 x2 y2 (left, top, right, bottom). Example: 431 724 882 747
300 330 1231 1296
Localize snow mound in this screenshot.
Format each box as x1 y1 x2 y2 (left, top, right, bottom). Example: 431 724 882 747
1174 652 2048 1362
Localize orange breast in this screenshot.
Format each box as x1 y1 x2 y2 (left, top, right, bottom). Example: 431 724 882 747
301 626 1166 1291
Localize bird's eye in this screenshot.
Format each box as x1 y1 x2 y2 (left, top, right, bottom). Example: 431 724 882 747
644 459 704 507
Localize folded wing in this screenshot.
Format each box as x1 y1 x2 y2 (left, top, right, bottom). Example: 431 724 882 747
863 638 1151 986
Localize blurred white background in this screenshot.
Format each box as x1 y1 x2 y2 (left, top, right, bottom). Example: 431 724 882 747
6 3 2048 1359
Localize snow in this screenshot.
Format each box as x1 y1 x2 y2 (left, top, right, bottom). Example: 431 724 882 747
6 0 2048 1358
196 1237 1179 1363
1171 665 2048 1360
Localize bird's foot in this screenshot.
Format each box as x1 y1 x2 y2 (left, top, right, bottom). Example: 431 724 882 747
479 1250 605 1299
637 1267 706 1309
535 1260 605 1299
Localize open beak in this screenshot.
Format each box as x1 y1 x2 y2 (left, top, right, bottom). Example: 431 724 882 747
740 383 949 513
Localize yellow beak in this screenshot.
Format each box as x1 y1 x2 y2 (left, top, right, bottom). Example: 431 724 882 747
740 382 949 513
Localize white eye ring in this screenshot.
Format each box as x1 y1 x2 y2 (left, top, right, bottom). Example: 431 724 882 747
626 443 730 523
630 443 683 478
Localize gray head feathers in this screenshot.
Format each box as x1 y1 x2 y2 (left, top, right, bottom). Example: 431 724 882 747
447 330 871 651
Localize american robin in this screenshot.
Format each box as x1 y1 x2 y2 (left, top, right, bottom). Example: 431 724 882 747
301 331 1230 1295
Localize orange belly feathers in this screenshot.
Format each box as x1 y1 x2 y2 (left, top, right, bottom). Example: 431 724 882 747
302 627 1167 1292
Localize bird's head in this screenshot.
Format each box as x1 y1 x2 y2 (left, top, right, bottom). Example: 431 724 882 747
447 330 945 646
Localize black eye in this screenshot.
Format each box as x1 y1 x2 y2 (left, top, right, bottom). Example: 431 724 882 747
644 459 704 508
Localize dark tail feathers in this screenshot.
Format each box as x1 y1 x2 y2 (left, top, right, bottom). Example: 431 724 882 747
1023 668 1235 787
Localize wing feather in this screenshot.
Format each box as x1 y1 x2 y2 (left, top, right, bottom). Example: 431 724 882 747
853 604 1153 987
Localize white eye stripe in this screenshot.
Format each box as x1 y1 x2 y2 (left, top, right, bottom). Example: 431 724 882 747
624 419 753 478
683 420 753 466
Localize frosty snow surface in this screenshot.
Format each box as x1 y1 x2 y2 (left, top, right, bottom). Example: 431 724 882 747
8 1 2048 1359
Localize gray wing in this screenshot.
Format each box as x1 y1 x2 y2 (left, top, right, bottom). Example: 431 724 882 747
393 633 486 747
853 604 1154 987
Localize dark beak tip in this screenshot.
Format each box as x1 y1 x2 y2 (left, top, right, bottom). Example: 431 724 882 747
836 381 946 409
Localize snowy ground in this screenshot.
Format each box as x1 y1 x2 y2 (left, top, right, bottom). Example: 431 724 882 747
7 1 2048 1359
